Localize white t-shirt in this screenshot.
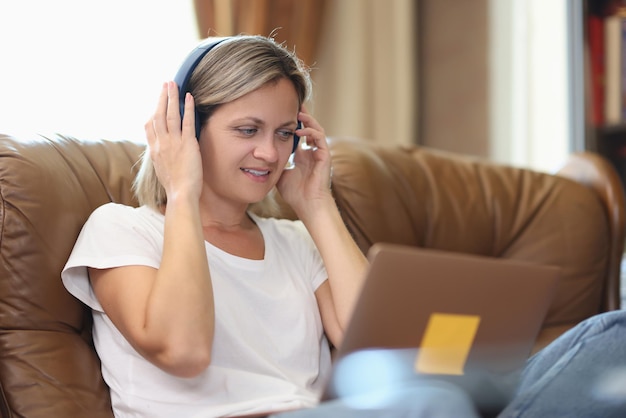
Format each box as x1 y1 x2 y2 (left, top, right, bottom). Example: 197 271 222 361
62 203 331 418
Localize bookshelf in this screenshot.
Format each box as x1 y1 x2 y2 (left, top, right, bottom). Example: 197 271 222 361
583 0 626 186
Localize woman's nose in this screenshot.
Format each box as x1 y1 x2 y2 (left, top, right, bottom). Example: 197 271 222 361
252 134 279 162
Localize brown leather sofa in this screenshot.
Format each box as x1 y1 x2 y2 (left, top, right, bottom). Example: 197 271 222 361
0 133 623 417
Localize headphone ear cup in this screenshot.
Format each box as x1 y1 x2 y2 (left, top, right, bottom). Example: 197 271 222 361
194 109 202 139
178 95 203 139
292 121 302 154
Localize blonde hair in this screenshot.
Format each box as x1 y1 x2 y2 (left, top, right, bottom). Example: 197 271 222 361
133 35 311 211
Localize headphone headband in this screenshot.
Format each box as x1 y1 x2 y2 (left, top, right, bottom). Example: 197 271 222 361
173 37 231 138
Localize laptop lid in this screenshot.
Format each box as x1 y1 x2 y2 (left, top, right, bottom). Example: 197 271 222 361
322 243 561 415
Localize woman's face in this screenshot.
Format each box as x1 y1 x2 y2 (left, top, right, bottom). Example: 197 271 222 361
199 78 300 206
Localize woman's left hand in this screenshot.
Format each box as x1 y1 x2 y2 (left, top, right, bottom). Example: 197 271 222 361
276 110 333 218
278 111 369 347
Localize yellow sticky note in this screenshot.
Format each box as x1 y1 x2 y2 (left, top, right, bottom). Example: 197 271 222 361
415 313 481 375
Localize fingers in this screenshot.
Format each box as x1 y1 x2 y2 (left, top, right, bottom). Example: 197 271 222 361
165 81 182 135
182 92 196 140
147 81 197 142
149 82 169 139
297 111 327 150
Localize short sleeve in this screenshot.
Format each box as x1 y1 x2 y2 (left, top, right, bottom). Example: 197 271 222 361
61 203 164 311
293 221 327 291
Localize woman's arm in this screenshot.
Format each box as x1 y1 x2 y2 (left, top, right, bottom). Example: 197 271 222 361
90 82 214 378
305 198 368 348
277 111 368 348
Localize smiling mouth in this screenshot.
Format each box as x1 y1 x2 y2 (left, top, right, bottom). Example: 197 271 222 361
241 168 270 177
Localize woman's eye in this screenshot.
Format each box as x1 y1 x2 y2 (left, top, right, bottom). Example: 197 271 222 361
237 128 257 136
277 130 294 141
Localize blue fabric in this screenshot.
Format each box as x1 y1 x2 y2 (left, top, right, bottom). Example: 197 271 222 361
498 310 626 417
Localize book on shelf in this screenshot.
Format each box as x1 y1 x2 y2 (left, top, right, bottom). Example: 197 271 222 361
603 10 626 125
588 12 606 126
585 0 626 189
585 0 626 127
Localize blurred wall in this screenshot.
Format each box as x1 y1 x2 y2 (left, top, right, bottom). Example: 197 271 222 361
418 0 489 158
310 0 418 147
311 0 489 157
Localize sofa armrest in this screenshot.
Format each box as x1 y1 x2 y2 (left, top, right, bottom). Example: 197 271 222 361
557 151 626 311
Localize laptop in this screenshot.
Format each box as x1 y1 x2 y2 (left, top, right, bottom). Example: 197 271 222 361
320 243 561 417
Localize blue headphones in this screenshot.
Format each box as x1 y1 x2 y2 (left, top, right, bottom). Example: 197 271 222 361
173 37 301 154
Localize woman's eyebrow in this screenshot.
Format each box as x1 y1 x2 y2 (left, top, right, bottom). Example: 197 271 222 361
232 117 297 128
279 121 298 129
231 117 265 125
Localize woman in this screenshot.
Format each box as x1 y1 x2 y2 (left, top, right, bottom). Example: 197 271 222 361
62 35 368 418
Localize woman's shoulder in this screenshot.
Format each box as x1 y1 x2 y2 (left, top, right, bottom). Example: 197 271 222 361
85 203 163 233
250 214 319 255
90 201 132 216
250 213 306 237
90 202 158 220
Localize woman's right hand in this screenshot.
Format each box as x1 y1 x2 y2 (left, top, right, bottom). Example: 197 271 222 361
144 81 203 203
90 82 214 378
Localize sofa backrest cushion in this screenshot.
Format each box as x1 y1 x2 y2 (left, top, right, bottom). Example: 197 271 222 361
0 134 143 418
327 138 610 331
